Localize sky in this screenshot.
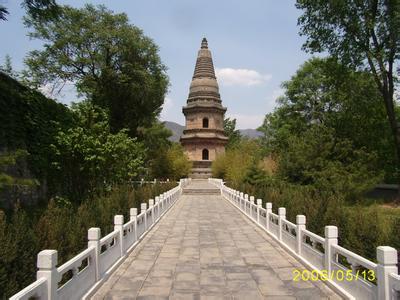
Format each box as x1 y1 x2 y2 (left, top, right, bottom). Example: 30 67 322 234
0 0 312 129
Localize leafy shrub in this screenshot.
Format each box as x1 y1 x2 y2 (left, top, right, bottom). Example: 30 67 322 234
212 139 261 187
49 102 146 202
0 182 175 299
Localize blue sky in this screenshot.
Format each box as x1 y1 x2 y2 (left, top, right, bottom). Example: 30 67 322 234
0 0 312 129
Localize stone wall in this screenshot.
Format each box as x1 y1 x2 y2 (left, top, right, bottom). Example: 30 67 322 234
185 112 224 130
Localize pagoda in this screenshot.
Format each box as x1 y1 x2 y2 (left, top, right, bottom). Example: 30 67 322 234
180 38 228 178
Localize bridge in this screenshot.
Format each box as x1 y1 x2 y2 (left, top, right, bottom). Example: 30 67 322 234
10 179 400 300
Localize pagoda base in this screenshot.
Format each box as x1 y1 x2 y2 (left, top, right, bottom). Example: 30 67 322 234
190 160 212 179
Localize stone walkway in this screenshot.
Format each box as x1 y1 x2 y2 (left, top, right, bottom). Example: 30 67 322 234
92 181 341 299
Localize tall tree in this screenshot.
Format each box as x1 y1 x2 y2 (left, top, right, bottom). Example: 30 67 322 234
0 0 59 21
223 118 241 149
50 102 145 202
259 58 394 187
24 4 169 136
137 121 172 178
296 0 400 191
0 55 13 76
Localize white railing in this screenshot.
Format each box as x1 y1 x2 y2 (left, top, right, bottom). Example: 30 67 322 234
10 178 191 300
209 178 400 300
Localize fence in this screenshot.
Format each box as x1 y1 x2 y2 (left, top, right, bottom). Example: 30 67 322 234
209 178 400 300
10 178 191 300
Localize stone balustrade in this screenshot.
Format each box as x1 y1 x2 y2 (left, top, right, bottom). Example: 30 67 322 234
10 178 191 300
209 178 400 300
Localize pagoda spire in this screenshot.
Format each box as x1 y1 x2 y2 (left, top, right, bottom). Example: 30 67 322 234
192 37 216 79
201 37 208 49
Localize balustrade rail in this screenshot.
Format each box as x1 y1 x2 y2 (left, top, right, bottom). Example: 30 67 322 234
10 178 191 300
209 178 400 300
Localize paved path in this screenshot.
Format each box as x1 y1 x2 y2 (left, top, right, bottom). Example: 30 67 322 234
92 181 340 299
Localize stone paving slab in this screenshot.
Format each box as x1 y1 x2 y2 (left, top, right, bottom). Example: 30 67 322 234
91 181 342 299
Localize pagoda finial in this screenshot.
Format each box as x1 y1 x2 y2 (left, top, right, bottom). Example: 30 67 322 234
201 37 208 49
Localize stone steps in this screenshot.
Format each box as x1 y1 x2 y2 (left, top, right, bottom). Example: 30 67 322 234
182 188 220 195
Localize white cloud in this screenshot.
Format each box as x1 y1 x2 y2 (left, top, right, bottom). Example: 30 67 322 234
215 68 272 86
160 97 174 120
227 113 265 129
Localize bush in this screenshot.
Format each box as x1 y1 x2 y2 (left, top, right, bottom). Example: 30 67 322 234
49 102 146 202
212 139 261 187
0 182 175 299
236 179 399 263
166 144 192 180
151 143 191 180
0 207 38 297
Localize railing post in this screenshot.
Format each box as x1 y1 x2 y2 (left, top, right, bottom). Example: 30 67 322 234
324 226 338 276
130 208 138 241
240 192 244 210
296 215 306 256
159 194 163 214
141 203 147 230
155 196 160 220
163 194 167 212
149 199 154 226
278 207 286 241
37 250 58 300
256 199 262 224
114 215 125 257
165 192 169 207
377 246 398 300
266 202 272 231
244 194 249 215
88 228 101 281
250 196 255 218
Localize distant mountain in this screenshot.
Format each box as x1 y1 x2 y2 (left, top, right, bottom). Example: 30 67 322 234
239 128 263 138
163 121 263 142
163 121 184 142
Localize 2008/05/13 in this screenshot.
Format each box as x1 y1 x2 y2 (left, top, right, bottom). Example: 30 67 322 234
293 269 376 282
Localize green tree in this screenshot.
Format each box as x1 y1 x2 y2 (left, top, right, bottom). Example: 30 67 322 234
259 57 396 182
1 0 59 22
137 121 172 178
0 55 14 76
212 139 261 187
24 4 169 136
277 125 382 198
151 143 191 180
165 143 192 180
223 118 241 149
50 102 145 201
296 0 400 192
